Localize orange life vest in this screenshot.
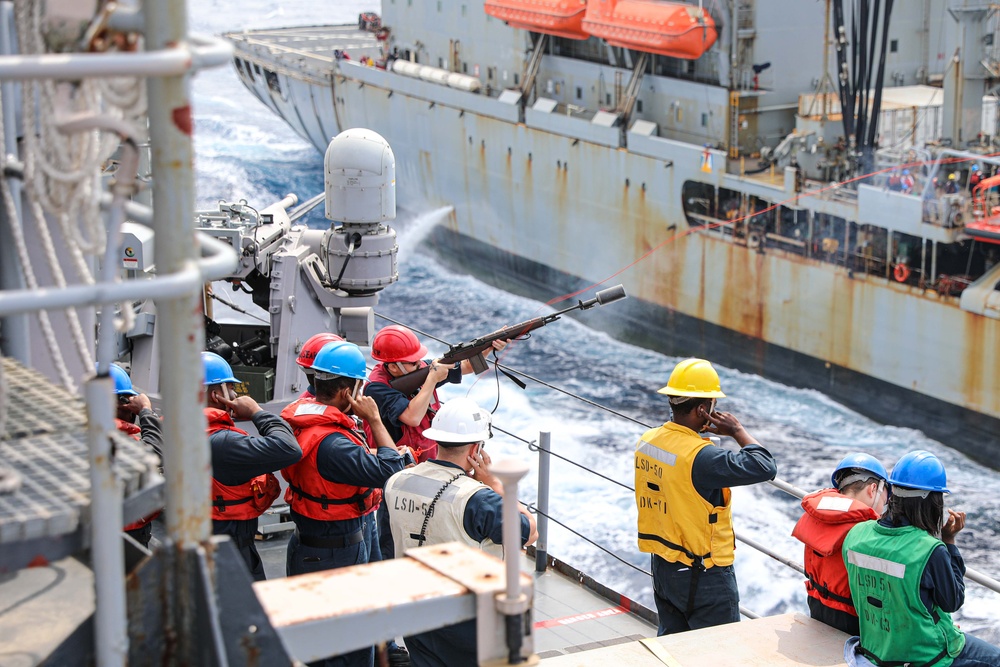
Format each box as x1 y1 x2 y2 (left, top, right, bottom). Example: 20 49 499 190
791 488 879 615
368 362 439 463
280 398 381 521
206 408 281 521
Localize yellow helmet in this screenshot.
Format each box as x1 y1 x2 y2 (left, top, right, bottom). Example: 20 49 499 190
657 358 726 398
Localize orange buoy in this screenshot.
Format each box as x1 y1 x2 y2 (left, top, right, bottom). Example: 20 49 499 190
893 264 911 283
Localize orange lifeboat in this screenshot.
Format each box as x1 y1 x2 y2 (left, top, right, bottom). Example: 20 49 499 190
484 0 590 40
582 0 718 59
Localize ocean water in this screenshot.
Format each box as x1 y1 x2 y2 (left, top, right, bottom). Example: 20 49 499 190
190 0 1000 641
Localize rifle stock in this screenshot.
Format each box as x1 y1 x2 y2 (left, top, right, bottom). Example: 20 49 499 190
386 284 626 395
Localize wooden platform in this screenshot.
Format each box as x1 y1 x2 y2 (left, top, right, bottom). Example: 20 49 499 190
539 613 848 666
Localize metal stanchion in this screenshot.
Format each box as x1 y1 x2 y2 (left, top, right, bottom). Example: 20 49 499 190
492 459 530 664
534 432 550 573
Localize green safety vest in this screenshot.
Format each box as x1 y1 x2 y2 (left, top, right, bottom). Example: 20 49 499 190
842 521 965 667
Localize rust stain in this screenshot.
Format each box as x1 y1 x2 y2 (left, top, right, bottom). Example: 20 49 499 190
172 106 193 136
419 150 433 198
964 313 985 409
829 271 855 369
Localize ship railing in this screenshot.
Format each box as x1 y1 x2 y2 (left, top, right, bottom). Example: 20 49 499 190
450 350 1000 618
520 427 1000 615
0 7 235 666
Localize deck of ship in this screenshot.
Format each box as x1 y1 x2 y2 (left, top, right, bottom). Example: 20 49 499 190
3 524 849 665
226 24 382 76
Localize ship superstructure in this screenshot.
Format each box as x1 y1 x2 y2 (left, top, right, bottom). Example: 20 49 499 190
226 1 1000 467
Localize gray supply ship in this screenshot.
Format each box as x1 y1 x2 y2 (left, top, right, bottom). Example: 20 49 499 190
4 1 1000 663
227 0 1000 468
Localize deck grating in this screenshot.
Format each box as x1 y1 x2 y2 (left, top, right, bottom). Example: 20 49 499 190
0 357 160 546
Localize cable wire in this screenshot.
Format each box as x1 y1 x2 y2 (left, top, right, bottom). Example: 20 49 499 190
493 423 635 493
530 505 651 577
208 289 270 324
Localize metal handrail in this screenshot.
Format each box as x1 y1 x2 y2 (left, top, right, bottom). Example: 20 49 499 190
528 429 1000 605
0 34 231 80
0 232 238 316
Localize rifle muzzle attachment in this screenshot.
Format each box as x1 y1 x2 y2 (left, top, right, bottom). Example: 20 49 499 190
580 284 627 309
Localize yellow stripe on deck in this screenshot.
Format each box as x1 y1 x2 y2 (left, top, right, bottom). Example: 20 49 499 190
540 613 848 665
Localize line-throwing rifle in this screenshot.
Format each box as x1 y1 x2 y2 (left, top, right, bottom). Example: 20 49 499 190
388 284 627 395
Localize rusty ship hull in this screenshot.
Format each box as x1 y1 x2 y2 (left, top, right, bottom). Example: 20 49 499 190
226 9 1000 466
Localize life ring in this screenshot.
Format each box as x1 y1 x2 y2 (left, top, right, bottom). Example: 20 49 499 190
747 230 762 250
376 27 391 41
893 263 911 283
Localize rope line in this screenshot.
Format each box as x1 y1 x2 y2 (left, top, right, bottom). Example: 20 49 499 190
0 96 76 392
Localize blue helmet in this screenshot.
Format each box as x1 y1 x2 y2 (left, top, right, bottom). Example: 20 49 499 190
889 450 950 494
831 453 887 489
103 363 138 396
972 164 980 172
902 169 910 175
202 351 241 385
312 341 367 381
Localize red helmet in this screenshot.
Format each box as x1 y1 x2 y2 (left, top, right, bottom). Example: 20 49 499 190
297 333 344 368
371 325 427 363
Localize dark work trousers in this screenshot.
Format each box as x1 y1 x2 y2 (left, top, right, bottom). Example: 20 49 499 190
376 499 394 560
405 619 477 667
213 518 265 582
808 595 859 636
286 511 378 667
651 554 740 635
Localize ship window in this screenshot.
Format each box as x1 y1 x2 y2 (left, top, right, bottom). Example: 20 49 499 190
462 4 467 16
576 86 582 99
606 93 611 105
890 39 898 53
253 63 261 76
234 58 244 77
437 0 441 10
514 73 519 85
701 113 708 127
637 100 643 113
439 57 444 68
408 0 412 6
264 69 284 98
463 63 468 73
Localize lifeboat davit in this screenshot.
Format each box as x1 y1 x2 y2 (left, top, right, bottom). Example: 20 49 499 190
582 0 718 59
484 0 590 40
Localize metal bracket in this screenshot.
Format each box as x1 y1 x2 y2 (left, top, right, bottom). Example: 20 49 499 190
253 542 536 664
407 543 535 665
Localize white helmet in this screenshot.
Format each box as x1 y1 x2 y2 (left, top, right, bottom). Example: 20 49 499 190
422 397 492 444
